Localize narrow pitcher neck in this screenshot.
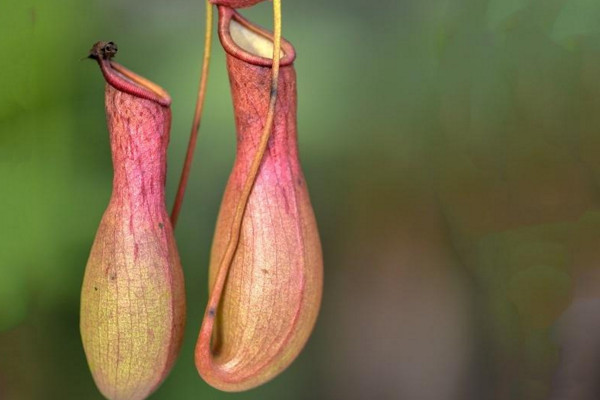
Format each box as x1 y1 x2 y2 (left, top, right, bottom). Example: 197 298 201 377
227 56 299 164
217 6 300 175
106 84 171 208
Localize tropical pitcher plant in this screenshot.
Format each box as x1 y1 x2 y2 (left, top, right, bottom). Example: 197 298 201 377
80 1 323 399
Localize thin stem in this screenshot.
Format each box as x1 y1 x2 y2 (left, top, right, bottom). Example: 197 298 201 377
170 0 214 227
200 0 282 351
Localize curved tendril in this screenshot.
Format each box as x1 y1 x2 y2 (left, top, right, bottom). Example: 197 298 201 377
171 0 214 227
198 0 283 376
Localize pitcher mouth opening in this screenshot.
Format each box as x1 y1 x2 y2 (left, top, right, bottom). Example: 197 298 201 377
109 63 171 104
217 6 295 67
89 41 171 107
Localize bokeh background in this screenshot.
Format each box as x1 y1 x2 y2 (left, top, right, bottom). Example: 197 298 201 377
2 0 600 399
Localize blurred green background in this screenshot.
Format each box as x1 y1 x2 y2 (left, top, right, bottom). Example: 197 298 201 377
2 0 600 399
